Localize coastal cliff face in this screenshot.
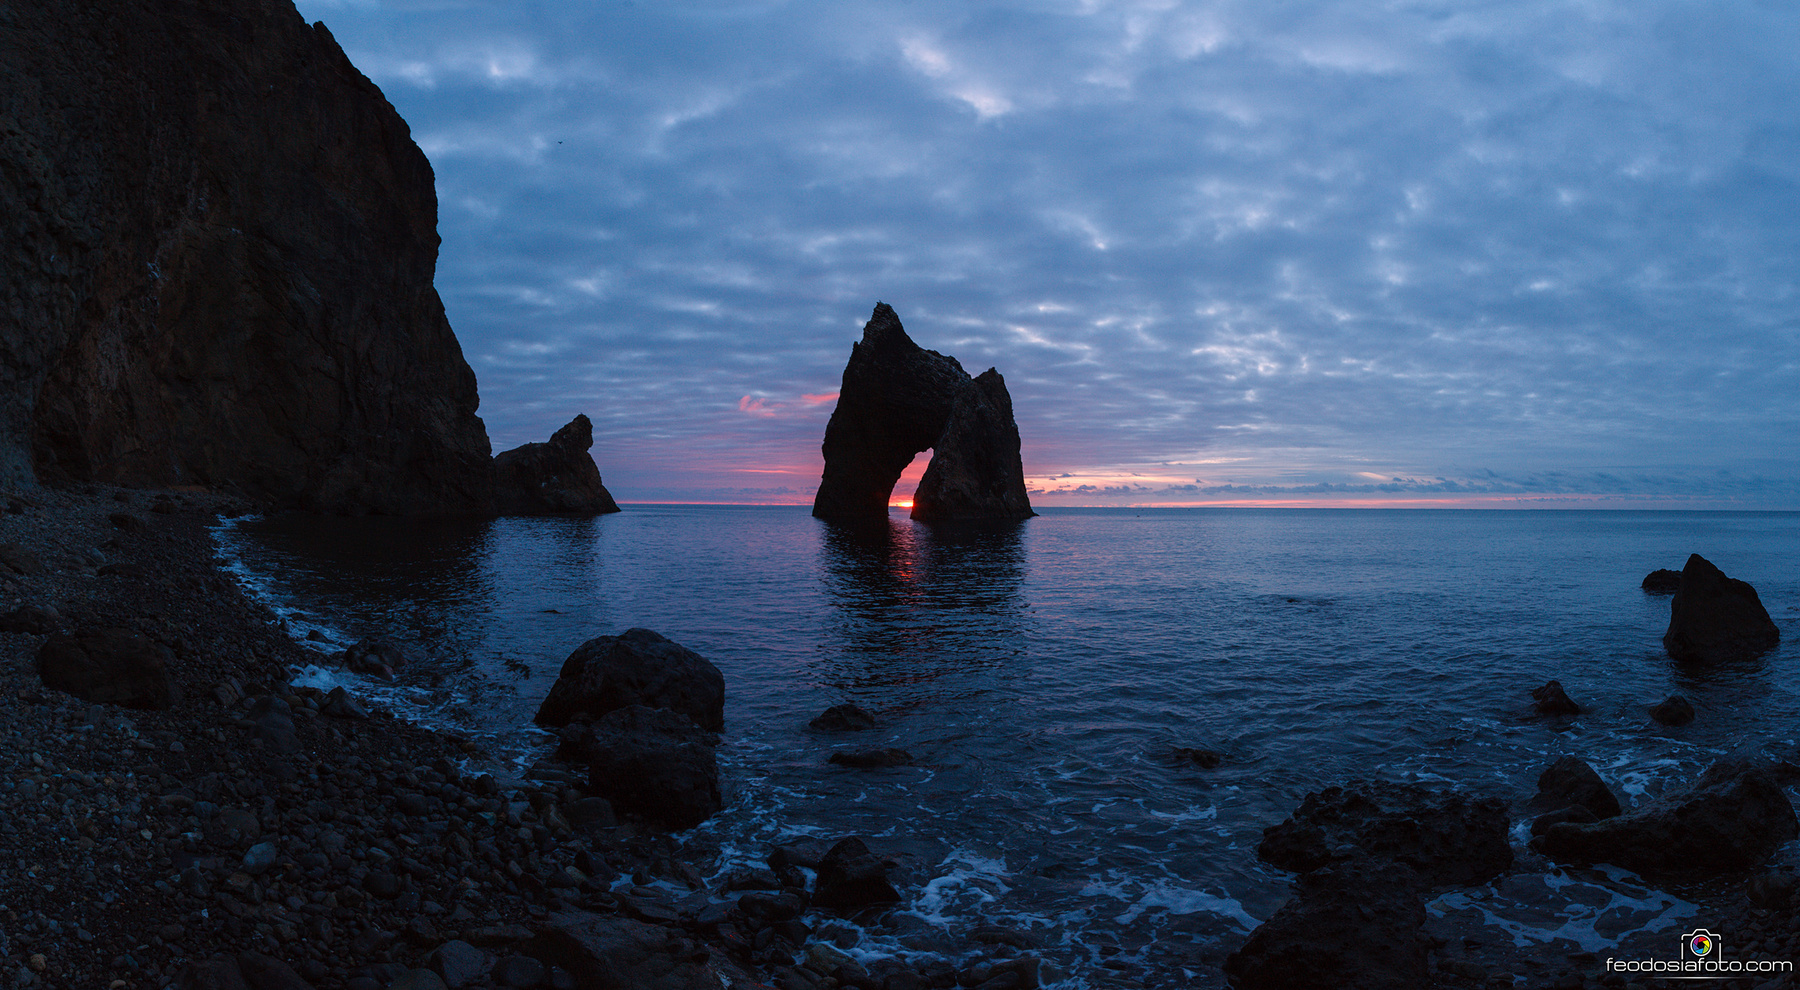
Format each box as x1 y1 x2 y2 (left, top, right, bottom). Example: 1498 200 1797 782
0 0 495 513
813 304 1033 523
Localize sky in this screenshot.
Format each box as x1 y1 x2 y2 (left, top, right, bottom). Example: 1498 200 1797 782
293 0 1799 508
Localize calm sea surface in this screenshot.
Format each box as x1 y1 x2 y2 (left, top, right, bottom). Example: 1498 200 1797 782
215 507 1800 986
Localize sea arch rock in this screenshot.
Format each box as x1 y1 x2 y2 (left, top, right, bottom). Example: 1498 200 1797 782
812 304 1033 523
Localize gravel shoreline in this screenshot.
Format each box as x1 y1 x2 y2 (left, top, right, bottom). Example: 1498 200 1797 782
0 485 935 990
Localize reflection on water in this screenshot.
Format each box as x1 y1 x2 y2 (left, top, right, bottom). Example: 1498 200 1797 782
817 515 1029 706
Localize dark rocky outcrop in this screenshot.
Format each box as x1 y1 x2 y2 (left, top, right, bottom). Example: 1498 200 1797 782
1651 694 1696 726
1224 855 1429 990
1642 568 1683 593
828 747 912 768
1533 758 1798 874
813 837 902 911
36 628 179 709
809 703 877 732
1257 781 1513 887
557 705 721 830
526 912 728 990
1663 554 1780 662
1530 679 1582 716
337 637 406 680
534 628 725 732
0 604 59 635
492 415 621 516
812 304 1033 523
1 0 496 513
1526 756 1620 835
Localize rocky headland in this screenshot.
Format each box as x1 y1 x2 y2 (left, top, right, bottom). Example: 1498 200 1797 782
0 0 616 518
813 305 1033 524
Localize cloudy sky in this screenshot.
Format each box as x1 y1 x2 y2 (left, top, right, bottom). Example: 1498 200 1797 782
296 0 1798 507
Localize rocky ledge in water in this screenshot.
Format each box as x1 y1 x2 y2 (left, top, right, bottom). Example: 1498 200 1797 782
491 416 621 517
812 304 1033 524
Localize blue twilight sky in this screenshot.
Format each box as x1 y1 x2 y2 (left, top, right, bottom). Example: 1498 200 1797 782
295 0 1799 507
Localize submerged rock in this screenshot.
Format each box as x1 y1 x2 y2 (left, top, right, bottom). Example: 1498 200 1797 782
559 705 721 830
1650 694 1696 726
535 628 725 732
1257 780 1512 887
1530 679 1582 716
812 303 1033 523
1224 854 1429 990
809 703 877 732
36 628 179 709
828 748 912 768
1172 746 1225 769
1533 758 1798 874
492 414 621 516
1663 554 1780 662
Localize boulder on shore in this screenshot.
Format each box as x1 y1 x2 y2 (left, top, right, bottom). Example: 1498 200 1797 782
1256 780 1513 887
557 705 721 830
36 628 180 709
1532 758 1798 874
1663 554 1780 662
492 414 622 516
1223 854 1429 990
526 911 727 990
535 628 724 732
1650 695 1696 727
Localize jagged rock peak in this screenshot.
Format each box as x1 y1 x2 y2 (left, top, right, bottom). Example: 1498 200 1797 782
492 415 621 516
812 303 1033 523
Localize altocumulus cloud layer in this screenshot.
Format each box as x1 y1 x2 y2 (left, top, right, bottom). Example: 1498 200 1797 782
296 0 1800 506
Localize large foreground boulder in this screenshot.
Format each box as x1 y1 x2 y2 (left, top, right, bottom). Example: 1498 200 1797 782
1223 855 1429 990
535 628 724 732
813 837 902 911
1257 781 1512 887
36 628 179 709
526 912 732 990
812 303 1033 523
492 415 621 516
1527 756 1621 836
1533 758 1797 874
1663 554 1780 662
558 705 721 830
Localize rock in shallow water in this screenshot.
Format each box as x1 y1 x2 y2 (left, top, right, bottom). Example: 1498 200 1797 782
828 747 912 768
1650 694 1696 726
813 837 902 911
560 705 721 829
1530 679 1582 716
808 703 877 732
535 628 724 732
1224 854 1429 990
1663 553 1780 662
1533 758 1798 874
1256 780 1513 887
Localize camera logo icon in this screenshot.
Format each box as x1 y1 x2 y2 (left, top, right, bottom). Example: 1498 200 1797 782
1682 929 1720 960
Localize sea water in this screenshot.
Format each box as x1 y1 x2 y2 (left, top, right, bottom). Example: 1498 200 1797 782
214 507 1800 986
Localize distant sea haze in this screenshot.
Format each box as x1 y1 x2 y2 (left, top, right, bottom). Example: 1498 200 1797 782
219 506 1800 986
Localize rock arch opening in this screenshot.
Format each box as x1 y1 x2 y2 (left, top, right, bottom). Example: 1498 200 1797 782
812 303 1033 523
